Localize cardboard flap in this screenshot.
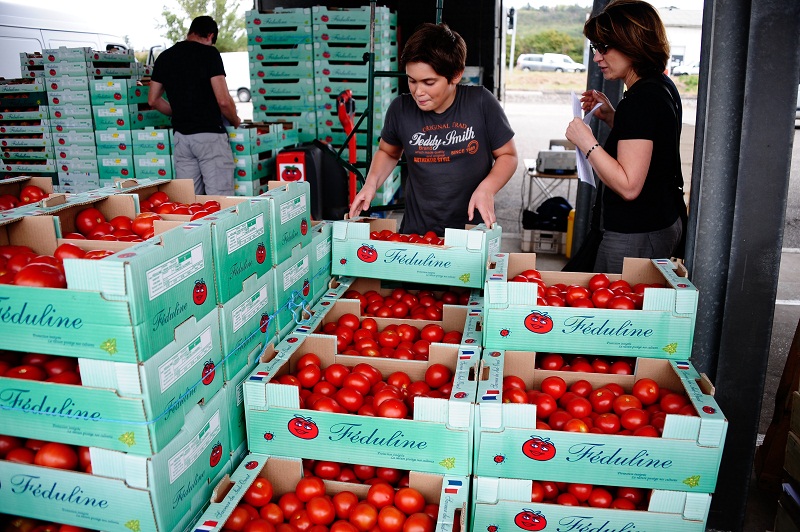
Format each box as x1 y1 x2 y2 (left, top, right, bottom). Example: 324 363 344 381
41 193 67 207
474 476 530 503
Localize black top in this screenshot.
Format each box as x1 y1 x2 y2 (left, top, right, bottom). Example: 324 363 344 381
602 73 683 233
381 85 515 236
151 41 227 135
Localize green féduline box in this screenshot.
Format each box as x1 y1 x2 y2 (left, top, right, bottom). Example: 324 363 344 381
473 350 727 493
0 309 224 455
0 105 49 120
0 133 52 147
205 197 274 305
53 130 95 146
50 103 92 120
128 84 150 104
0 77 45 93
57 158 97 174
55 145 97 159
92 103 130 129
48 89 90 106
51 117 94 133
260 179 312 265
191 452 468 532
132 127 171 155
97 153 134 179
0 391 232 532
245 7 312 26
43 47 92 61
227 122 279 155
483 254 698 359
244 333 479 475
470 476 710 532
273 243 313 338
0 201 216 361
133 154 173 179
89 78 129 105
331 218 502 289
232 158 269 181
234 178 269 197
309 220 333 305
130 107 171 129
95 129 133 155
47 75 89 91
219 267 278 380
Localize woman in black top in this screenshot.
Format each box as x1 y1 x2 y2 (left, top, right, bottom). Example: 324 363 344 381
566 0 685 274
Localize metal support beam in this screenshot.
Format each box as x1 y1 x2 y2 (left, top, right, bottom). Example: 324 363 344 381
706 0 800 530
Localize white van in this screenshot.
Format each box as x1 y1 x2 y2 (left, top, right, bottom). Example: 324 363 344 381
0 1 128 79
221 51 252 102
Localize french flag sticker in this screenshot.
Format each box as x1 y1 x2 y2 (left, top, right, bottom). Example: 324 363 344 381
459 350 475 360
469 309 481 316
676 361 690 371
482 389 500 401
445 479 463 494
296 324 312 333
249 371 270 382
195 521 218 532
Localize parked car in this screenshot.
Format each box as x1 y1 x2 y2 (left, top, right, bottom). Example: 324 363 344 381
517 53 586 73
672 61 700 76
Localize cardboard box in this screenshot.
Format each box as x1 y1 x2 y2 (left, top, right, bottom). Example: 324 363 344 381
272 243 313 338
53 130 95 147
248 43 314 62
471 476 711 532
483 254 699 358
43 60 90 76
55 144 97 160
309 220 333 304
331 218 502 289
218 267 278 379
129 107 171 129
0 390 232 532
45 75 89 91
0 105 49 121
234 178 270 196
244 334 479 474
250 62 315 79
97 152 134 179
92 103 130 129
473 351 727 492
133 153 173 179
89 77 130 104
0 133 52 148
48 89 90 106
95 128 133 154
132 127 171 155
245 7 312 27
0 309 224 455
192 453 467 532
0 175 54 199
259 180 312 265
43 47 92 62
0 207 217 362
50 117 94 133
1 146 52 161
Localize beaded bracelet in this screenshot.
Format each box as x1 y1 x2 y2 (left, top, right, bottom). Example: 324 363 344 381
585 143 601 159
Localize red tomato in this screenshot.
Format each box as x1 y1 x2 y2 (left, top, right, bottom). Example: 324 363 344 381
538 353 564 370
591 287 615 308
539 376 567 399
377 398 408 418
565 397 592 418
259 502 284 524
548 410 572 430
556 492 581 506
295 476 326 502
504 387 528 404
588 388 615 414
335 387 365 413
566 483 593 502
6 447 36 464
278 492 303 520
324 363 351 387
660 392 689 413
402 513 435 532
530 480 545 502
34 442 79 470
608 279 632 293
378 329 401 348
565 285 591 305
147 191 170 207
306 496 336 525
353 464 376 480
74 207 106 235
617 487 645 505
613 394 643 415
607 295 635 310
611 498 637 510
54 243 87 261
203 200 222 213
533 393 557 420
588 487 613 508
297 352 322 369
419 324 444 343
349 502 378 532
588 273 610 291
4 364 47 380
594 413 621 434
352 363 383 386
569 379 593 397
47 371 81 385
338 313 361 330
332 491 359 520
620 408 649 431
244 478 274 508
225 505 252 531
423 363 451 389
376 467 404 486
0 434 22 457
296 364 322 388
633 425 660 437
632 378 660 405
503 375 527 391
609 360 633 375
563 418 590 432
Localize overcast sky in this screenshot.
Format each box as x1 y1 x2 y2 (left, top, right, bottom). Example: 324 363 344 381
15 0 702 50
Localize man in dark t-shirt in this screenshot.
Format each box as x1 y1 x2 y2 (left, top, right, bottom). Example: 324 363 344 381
348 23 517 236
149 16 241 195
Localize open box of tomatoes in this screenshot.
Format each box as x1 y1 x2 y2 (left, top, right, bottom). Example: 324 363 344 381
292 297 483 357
483 253 698 359
0 390 232 532
331 217 501 289
193 453 467 532
0 208 216 363
0 303 224 455
243 333 480 476
470 475 711 532
0 175 52 213
472 349 727 493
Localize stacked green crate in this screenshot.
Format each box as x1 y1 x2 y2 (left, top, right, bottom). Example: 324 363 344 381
0 77 56 184
246 8 315 142
311 6 400 204
42 47 98 192
227 122 278 196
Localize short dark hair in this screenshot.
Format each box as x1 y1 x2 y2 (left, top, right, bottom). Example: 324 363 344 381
584 0 669 77
188 15 219 45
400 23 467 83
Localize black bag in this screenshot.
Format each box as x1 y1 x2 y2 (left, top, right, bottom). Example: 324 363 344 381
562 184 603 272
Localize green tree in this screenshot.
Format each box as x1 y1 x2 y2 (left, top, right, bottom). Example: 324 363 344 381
159 0 246 52
512 30 583 62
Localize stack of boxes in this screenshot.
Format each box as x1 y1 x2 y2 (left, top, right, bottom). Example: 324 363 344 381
246 8 317 143
0 177 323 530
0 78 56 182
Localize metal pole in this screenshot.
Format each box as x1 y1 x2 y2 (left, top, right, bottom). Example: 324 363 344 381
706 1 800 529
507 8 516 77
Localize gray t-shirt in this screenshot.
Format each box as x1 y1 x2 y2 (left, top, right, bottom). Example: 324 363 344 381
381 85 515 236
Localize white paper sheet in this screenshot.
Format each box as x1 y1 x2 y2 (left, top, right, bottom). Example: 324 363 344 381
572 91 604 187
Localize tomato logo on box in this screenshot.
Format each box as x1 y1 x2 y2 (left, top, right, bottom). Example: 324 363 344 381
514 510 547 531
288 415 319 440
521 436 556 462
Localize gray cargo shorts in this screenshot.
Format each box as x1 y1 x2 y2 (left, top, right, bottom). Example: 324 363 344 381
173 131 235 195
